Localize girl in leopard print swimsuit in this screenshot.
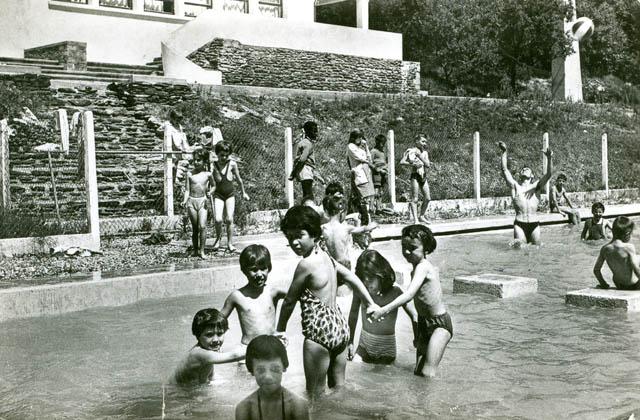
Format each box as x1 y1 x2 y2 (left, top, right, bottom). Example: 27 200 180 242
276 205 379 398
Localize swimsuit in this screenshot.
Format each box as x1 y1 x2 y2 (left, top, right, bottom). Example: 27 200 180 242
410 171 427 187
414 313 453 376
186 196 207 212
299 288 350 355
514 219 540 243
356 329 396 364
257 389 286 420
584 219 606 240
214 162 235 201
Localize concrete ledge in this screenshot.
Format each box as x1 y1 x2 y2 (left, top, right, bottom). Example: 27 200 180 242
0 65 42 75
0 233 99 258
130 74 188 85
453 273 538 298
566 288 640 312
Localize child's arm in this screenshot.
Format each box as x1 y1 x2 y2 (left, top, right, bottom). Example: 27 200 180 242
193 345 245 364
207 172 216 211
368 263 431 321
349 221 379 235
235 397 251 420
347 292 361 360
417 150 431 167
593 247 609 288
562 190 574 208
182 174 190 207
276 262 309 335
336 263 378 310
231 162 250 201
581 220 590 240
537 148 554 190
219 291 237 319
498 142 517 186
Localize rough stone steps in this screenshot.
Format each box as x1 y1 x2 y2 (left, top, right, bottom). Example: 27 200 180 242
87 61 163 73
0 56 61 66
45 72 131 82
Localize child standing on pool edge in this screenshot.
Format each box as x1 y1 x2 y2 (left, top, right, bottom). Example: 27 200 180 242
182 149 215 259
212 141 250 253
368 225 452 378
348 250 418 365
236 335 309 420
276 205 380 398
400 134 431 224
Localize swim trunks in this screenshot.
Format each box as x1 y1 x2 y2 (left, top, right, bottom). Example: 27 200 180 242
214 162 235 201
186 196 207 213
414 312 453 376
584 218 606 240
299 288 350 355
514 219 540 243
616 281 640 291
410 171 427 187
356 329 396 364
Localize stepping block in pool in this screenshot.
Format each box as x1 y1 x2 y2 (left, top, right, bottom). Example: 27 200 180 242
565 288 640 312
453 273 538 298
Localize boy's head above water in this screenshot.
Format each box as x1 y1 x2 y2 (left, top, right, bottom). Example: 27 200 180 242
239 244 272 287
281 205 322 256
192 308 228 351
401 224 437 263
612 216 634 242
592 202 605 219
245 335 289 391
356 249 396 296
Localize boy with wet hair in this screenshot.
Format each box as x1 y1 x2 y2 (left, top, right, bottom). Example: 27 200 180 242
172 308 245 385
368 224 453 378
221 245 287 345
581 202 612 240
593 216 640 290
550 173 580 226
235 335 309 420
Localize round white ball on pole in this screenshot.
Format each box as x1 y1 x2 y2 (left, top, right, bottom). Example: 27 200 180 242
571 17 595 41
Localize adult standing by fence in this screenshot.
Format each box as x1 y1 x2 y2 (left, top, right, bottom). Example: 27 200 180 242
347 129 375 226
288 121 318 204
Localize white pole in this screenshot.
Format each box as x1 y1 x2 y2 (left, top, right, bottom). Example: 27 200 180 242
386 129 396 206
542 132 550 199
163 124 174 217
473 131 480 201
57 109 69 155
0 120 10 210
602 132 609 196
285 127 294 208
82 111 101 249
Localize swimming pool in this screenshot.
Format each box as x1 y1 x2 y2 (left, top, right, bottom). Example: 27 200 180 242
1 221 639 419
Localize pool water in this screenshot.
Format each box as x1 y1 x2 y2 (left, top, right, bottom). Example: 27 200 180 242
1 221 640 419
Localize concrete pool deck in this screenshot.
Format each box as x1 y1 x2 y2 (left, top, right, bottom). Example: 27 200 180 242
1 202 639 322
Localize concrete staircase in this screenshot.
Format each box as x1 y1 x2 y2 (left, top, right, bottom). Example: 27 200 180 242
0 56 163 83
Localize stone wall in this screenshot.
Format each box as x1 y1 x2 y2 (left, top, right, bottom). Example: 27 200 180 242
3 74 197 218
25 41 87 71
188 38 420 93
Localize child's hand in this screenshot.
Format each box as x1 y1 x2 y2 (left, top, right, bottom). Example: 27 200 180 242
367 222 379 231
274 332 288 347
498 141 507 152
243 192 250 201
366 305 385 322
543 147 553 158
347 344 355 361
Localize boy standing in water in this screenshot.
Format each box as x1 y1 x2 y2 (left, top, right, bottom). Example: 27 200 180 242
498 141 553 245
235 335 309 420
593 216 640 290
221 245 288 345
182 150 215 259
369 225 452 378
172 308 245 385
582 202 612 240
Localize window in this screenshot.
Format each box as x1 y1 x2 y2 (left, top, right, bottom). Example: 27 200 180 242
54 0 88 4
222 0 248 14
184 0 212 17
144 0 174 14
99 0 132 9
259 0 281 18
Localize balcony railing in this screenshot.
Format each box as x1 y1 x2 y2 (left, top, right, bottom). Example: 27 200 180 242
259 0 281 18
222 0 247 14
99 0 132 9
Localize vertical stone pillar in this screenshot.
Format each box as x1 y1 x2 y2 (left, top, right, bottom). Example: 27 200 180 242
0 119 10 210
601 132 608 195
174 0 185 17
285 127 294 208
542 132 550 199
163 124 174 217
82 111 101 249
473 131 480 202
551 0 583 102
356 0 369 29
248 0 260 15
132 0 144 13
386 129 396 206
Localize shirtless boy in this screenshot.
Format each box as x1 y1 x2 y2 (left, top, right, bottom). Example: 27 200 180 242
593 216 640 290
498 141 553 245
322 191 378 269
368 225 452 378
550 173 581 226
221 245 287 345
171 308 245 386
582 202 612 240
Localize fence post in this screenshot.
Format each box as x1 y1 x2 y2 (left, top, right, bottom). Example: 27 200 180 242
163 124 174 217
386 129 396 206
473 131 480 202
0 119 9 210
542 132 550 199
284 127 294 208
56 109 69 154
82 111 101 248
601 132 609 196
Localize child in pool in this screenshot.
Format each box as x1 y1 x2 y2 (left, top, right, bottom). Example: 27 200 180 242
182 149 215 259
347 250 418 365
321 190 378 269
582 202 612 240
368 225 453 378
593 216 640 290
212 141 250 253
275 205 379 398
171 308 245 386
549 173 580 226
235 335 309 420
221 245 288 345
